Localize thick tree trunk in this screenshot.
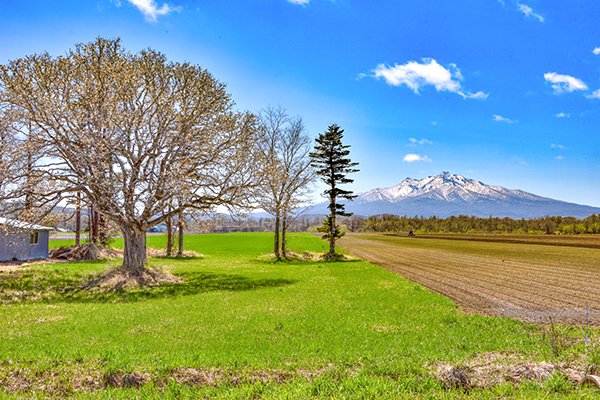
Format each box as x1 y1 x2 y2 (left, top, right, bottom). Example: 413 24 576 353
281 212 287 258
273 211 280 259
121 225 147 274
166 214 173 257
75 192 81 246
177 211 184 257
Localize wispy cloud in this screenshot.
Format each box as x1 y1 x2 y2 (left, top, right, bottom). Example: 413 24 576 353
408 138 433 146
287 0 310 4
554 112 570 118
593 47 600 55
543 72 588 94
403 153 431 163
492 114 515 124
127 0 178 22
551 143 567 161
372 58 488 100
517 3 544 22
586 89 600 99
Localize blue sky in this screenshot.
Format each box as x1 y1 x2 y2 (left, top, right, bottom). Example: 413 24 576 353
1 0 599 206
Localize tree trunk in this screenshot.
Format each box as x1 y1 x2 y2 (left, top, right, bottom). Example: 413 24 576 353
121 225 147 274
75 192 81 246
177 210 184 257
98 214 108 247
329 197 336 256
281 211 287 258
166 214 173 257
273 211 280 259
89 207 97 244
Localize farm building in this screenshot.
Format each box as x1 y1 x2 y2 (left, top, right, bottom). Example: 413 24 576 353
0 217 53 261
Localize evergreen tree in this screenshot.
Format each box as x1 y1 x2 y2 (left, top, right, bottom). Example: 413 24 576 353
310 124 359 257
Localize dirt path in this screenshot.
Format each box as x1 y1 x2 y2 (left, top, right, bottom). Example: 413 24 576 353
339 233 600 325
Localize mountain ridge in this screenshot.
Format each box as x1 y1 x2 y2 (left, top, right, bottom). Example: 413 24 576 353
304 171 600 219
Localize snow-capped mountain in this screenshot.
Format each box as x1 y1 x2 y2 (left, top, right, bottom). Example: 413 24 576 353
306 172 600 218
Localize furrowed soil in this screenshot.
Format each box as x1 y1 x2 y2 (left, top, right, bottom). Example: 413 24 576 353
396 233 600 249
339 233 600 325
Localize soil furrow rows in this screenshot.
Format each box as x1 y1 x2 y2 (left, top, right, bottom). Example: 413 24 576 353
340 234 600 324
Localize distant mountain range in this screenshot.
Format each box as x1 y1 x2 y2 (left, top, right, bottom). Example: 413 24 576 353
304 171 600 219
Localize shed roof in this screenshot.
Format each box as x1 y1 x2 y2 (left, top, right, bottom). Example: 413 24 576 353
0 217 53 231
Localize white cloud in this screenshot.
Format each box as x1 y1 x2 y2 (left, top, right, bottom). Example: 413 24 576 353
556 155 565 161
403 153 431 163
550 143 567 150
127 0 178 22
408 138 433 146
372 58 488 100
586 89 600 99
492 114 515 124
554 112 570 118
543 72 588 94
464 91 489 100
593 47 600 55
287 0 310 4
517 3 544 22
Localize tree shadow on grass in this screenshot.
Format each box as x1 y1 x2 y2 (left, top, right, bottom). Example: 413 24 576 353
0 269 296 304
253 253 363 267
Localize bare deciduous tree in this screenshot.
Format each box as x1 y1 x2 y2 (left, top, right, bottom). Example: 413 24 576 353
256 106 314 259
0 37 260 281
0 104 59 223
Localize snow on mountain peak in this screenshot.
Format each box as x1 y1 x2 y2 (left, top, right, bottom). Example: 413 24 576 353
357 172 539 203
305 171 600 218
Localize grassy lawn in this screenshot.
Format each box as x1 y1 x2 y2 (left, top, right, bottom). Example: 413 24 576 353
0 233 597 398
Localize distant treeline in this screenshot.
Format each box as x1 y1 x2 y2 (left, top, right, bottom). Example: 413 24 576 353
362 214 600 234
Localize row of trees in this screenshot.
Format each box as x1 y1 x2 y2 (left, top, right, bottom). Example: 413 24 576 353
363 214 600 234
0 37 359 280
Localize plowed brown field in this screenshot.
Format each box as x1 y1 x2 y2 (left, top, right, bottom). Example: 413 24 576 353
339 233 600 325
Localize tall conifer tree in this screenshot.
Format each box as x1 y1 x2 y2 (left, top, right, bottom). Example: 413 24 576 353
310 124 359 257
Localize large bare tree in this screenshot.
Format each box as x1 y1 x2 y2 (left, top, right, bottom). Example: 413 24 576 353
0 38 260 279
256 107 314 259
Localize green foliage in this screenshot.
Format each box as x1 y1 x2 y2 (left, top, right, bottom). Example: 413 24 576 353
310 124 359 253
309 124 359 215
364 213 600 235
316 215 345 241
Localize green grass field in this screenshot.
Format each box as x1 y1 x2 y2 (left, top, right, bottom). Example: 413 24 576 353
0 233 598 398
